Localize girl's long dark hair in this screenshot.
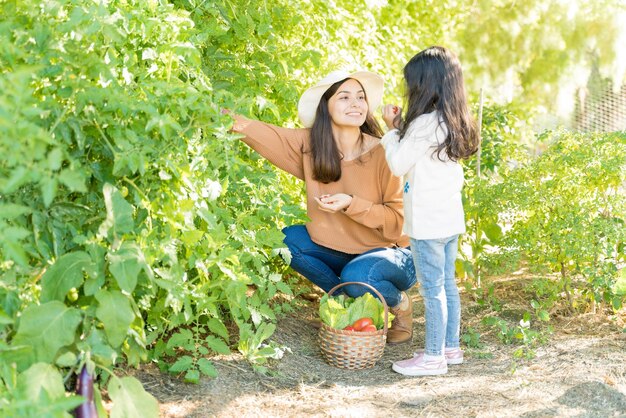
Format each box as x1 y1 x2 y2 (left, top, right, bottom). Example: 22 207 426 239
309 78 384 183
398 46 479 161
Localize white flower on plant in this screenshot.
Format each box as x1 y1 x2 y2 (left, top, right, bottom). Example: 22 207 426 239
142 48 157 60
520 318 531 328
201 179 222 201
97 73 112 88
122 67 133 85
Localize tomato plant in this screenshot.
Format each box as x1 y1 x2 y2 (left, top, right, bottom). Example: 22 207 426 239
1 0 624 415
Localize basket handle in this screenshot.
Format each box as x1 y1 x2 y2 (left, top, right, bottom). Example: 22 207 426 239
327 281 389 334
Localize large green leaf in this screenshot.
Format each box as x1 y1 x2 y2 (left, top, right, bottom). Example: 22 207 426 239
18 363 66 401
108 376 159 418
40 251 94 302
107 242 145 293
12 301 82 366
98 183 134 239
95 290 135 348
197 358 218 378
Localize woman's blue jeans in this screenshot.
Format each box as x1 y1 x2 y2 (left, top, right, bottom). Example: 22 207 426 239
410 235 461 356
282 225 416 307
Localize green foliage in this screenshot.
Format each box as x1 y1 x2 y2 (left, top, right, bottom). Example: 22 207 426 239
461 327 484 349
152 322 229 383
490 130 626 310
460 102 535 282
0 363 84 418
0 0 303 413
481 314 548 360
454 0 625 111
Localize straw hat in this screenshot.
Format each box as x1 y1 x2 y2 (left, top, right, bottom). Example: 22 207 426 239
297 70 384 128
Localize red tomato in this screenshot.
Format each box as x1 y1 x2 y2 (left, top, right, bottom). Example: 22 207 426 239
343 326 355 331
351 317 374 331
359 324 377 333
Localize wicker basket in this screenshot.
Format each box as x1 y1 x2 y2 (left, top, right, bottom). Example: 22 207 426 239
318 282 388 369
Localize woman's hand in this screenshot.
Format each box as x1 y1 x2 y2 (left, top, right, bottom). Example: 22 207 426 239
382 104 401 130
314 193 353 212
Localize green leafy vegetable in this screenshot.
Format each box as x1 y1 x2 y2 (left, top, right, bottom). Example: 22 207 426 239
319 293 394 330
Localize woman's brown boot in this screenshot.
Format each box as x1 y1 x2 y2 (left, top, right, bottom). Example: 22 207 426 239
387 291 413 345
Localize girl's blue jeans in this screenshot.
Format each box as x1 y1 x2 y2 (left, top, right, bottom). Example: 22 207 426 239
410 235 461 356
282 225 416 307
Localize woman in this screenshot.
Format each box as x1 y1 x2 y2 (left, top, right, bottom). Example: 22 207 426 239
227 70 415 344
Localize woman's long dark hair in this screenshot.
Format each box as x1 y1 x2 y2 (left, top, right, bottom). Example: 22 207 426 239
398 46 479 161
309 78 384 183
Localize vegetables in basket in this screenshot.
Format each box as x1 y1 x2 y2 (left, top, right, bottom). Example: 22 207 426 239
319 292 394 330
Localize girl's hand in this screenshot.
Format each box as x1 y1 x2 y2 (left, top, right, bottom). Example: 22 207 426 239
314 193 353 213
382 104 402 130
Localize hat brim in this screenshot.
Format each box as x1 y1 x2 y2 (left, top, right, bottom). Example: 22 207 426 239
297 70 384 128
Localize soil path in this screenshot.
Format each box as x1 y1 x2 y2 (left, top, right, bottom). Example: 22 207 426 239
134 278 626 417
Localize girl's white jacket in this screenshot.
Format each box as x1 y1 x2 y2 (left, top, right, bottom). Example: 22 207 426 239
381 111 466 240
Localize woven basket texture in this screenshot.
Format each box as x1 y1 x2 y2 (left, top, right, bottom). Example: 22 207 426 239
317 282 388 370
318 324 386 369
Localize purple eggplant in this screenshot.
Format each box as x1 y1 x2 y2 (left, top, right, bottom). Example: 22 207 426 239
73 364 99 418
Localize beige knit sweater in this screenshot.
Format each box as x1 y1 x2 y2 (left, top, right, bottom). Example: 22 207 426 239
232 115 410 254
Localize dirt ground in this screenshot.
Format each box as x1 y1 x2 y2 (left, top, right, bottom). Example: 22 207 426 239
133 275 626 418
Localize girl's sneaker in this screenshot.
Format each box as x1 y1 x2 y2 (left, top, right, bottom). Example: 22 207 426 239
414 348 464 365
443 348 464 365
392 354 447 376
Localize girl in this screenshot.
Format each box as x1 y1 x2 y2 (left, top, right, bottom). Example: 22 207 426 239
227 70 416 344
381 47 480 374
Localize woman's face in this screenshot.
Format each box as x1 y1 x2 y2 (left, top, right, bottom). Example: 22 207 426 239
327 79 368 128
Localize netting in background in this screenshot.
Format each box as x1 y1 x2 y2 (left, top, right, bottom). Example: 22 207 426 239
572 67 626 133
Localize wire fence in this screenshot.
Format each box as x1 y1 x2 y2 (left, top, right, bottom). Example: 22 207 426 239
572 73 626 133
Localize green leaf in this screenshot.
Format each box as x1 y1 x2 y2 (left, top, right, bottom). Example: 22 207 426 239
108 242 145 293
40 251 93 302
207 318 229 341
2 241 29 267
108 376 159 418
319 294 350 329
99 183 134 239
483 221 503 242
55 351 77 367
17 363 65 401
85 329 118 366
166 329 193 351
0 204 31 219
205 335 230 355
346 293 389 329
614 269 626 295
2 166 30 193
168 355 193 373
95 290 135 347
197 358 217 378
184 369 200 384
48 148 63 171
0 308 13 325
41 177 58 207
255 322 275 344
12 301 82 365
59 168 87 192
